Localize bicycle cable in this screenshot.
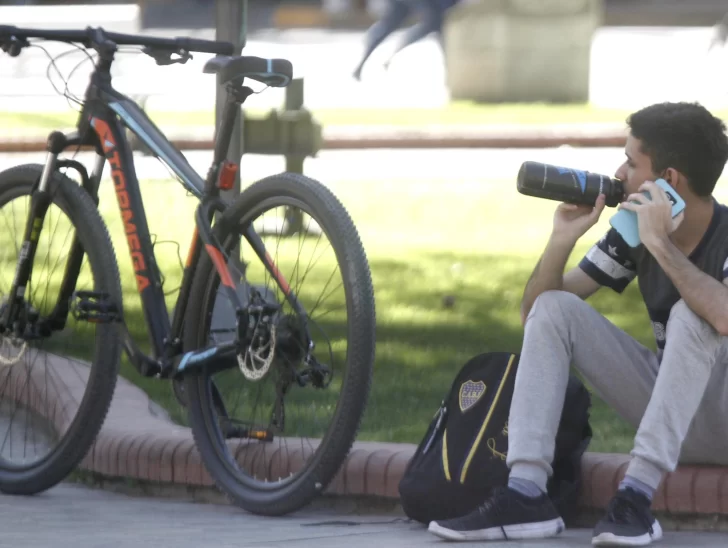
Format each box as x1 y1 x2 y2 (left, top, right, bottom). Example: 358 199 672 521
27 42 145 185
20 39 200 294
27 41 96 183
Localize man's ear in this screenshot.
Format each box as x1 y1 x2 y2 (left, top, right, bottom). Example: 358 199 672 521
662 167 687 193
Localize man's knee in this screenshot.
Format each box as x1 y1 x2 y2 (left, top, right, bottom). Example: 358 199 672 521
667 298 702 325
666 299 721 346
527 290 583 324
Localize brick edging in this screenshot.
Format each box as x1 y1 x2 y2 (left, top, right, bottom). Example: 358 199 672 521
9 352 728 516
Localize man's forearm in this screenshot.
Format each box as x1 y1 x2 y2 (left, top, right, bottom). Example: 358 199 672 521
649 238 728 335
520 235 577 324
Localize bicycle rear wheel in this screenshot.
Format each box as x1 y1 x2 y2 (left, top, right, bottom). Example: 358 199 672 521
0 164 122 494
183 172 375 516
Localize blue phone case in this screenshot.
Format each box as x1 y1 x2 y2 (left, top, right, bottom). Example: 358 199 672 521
608 179 686 247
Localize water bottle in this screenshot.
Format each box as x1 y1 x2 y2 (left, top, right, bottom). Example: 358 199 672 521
516 161 624 208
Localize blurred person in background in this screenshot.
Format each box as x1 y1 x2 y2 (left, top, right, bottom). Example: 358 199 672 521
352 0 460 80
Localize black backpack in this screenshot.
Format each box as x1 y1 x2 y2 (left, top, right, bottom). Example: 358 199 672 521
398 351 592 525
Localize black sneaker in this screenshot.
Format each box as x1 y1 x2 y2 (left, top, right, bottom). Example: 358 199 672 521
592 488 663 546
427 486 565 542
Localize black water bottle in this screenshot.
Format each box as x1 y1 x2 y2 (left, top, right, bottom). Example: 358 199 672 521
517 161 624 207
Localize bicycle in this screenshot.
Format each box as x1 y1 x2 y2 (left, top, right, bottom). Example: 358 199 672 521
0 25 375 516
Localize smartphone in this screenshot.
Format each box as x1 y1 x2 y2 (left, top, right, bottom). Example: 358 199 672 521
608 178 686 247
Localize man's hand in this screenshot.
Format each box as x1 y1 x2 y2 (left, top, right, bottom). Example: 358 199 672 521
618 181 684 251
552 194 606 243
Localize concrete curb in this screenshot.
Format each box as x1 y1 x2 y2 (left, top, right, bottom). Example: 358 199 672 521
8 352 728 528
0 124 628 152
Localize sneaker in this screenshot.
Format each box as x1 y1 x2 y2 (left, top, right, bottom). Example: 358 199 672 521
427 486 565 542
592 488 663 546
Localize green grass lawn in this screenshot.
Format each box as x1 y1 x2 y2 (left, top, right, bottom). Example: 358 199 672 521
12 163 726 455
0 102 687 134
81 168 712 456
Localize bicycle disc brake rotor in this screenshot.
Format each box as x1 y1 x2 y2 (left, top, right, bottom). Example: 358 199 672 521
238 315 277 381
0 337 27 369
0 298 28 368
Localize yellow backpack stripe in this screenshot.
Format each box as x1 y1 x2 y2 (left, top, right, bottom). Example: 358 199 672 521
442 429 451 481
459 353 516 484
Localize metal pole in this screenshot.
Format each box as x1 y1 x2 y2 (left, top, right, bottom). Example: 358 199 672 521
215 0 246 199
214 2 246 277
285 78 305 175
174 0 248 409
283 78 306 235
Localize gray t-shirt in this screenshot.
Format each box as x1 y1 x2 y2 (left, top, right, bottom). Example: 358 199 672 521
578 199 728 352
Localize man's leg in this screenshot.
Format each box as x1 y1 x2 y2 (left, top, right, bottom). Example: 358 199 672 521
593 298 728 546
429 290 659 542
507 291 658 492
630 299 728 477
383 0 444 68
353 0 410 80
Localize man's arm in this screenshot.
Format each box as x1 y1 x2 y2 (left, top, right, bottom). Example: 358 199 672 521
620 180 728 335
520 235 601 325
648 239 728 335
520 194 626 325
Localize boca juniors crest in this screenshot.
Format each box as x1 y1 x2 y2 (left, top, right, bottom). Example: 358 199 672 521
459 380 486 412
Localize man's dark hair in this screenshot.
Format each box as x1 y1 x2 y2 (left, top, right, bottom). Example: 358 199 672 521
627 102 728 197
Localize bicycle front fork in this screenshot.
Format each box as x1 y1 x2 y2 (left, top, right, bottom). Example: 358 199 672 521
0 131 106 336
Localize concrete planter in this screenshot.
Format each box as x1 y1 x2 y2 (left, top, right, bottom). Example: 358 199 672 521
322 0 355 15
443 0 603 103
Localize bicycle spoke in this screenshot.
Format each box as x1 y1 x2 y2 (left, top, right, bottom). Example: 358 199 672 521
0 165 120 495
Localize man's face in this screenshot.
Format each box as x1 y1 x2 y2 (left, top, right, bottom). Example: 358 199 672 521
614 134 657 199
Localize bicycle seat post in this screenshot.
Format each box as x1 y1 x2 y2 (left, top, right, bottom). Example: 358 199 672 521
205 81 253 195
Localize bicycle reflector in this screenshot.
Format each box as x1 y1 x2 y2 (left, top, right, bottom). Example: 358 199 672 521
218 161 238 191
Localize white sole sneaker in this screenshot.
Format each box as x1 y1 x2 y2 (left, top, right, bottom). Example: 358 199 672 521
428 517 565 542
592 519 663 546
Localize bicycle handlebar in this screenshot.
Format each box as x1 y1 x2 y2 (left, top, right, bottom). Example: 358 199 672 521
0 25 235 56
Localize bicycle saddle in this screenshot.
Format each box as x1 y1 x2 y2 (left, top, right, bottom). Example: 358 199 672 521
203 55 293 88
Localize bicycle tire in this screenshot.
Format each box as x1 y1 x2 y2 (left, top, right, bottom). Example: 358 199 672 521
183 172 375 516
0 164 122 494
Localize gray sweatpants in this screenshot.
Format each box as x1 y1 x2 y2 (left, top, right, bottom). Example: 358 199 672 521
506 290 728 492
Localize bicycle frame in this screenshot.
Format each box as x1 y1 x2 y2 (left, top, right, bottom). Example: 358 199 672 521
6 45 301 380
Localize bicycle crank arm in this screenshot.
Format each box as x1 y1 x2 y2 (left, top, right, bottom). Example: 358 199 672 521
174 341 238 378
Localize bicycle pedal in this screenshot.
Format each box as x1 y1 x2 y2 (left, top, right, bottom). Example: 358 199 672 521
70 291 120 323
222 421 274 442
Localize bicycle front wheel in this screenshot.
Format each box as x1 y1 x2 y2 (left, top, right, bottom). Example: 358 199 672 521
0 164 122 494
183 172 375 516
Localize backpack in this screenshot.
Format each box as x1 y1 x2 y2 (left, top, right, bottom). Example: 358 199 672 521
398 351 592 525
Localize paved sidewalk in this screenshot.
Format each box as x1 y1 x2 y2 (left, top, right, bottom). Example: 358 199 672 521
2 483 727 548
4 350 728 534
